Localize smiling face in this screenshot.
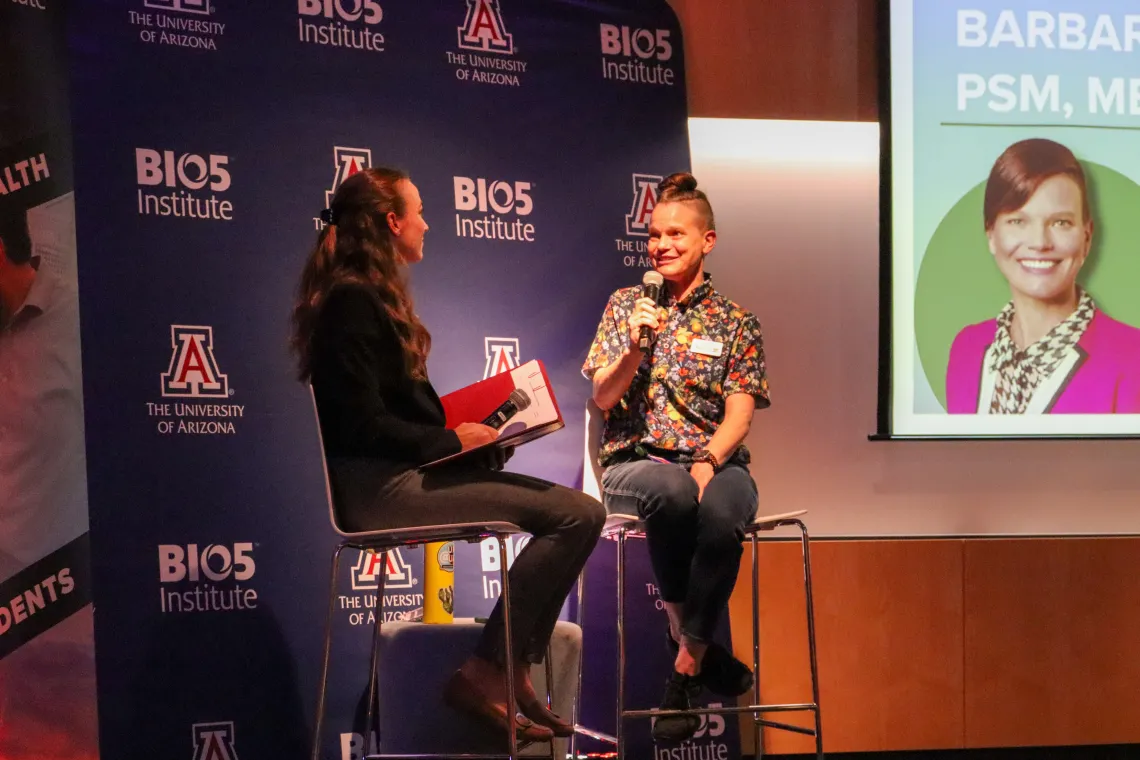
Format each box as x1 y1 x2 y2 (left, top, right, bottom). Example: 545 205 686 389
987 174 1092 306
647 201 716 286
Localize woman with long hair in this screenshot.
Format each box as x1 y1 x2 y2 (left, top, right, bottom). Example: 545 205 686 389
292 167 605 743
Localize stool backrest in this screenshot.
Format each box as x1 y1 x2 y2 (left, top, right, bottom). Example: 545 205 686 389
308 384 348 537
582 400 605 499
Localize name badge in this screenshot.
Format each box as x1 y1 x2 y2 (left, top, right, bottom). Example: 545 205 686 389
690 338 723 357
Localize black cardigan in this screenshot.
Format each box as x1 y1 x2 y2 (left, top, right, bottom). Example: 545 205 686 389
310 281 462 474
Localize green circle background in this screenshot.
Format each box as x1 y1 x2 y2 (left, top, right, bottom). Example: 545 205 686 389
916 162 1140 410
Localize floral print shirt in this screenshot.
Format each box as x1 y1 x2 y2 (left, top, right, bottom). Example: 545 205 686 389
582 275 770 467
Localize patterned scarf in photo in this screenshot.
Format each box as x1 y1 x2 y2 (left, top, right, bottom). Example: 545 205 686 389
988 291 1095 415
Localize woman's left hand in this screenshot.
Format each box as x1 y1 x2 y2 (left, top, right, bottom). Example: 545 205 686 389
477 445 515 471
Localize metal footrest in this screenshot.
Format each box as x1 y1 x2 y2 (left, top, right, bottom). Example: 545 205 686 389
572 725 617 745
622 702 817 720
756 719 818 737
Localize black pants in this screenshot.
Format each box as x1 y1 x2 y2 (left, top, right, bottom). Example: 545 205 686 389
601 458 758 642
331 458 606 664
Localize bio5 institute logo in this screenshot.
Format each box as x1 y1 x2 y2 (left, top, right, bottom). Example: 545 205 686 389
616 173 661 267
146 325 246 436
128 0 226 51
453 176 535 242
192 722 240 760
478 534 529 600
135 147 233 221
447 0 527 87
599 23 676 86
313 146 371 229
297 0 386 53
159 542 258 614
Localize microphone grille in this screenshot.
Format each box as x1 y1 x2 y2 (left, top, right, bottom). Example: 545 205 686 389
642 271 664 287
508 388 531 410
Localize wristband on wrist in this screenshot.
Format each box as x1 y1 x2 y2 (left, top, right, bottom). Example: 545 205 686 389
692 448 719 470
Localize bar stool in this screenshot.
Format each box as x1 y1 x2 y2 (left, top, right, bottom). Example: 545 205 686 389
572 403 824 759
307 386 554 760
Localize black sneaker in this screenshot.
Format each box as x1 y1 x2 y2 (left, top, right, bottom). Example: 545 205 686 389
667 629 754 697
651 671 701 744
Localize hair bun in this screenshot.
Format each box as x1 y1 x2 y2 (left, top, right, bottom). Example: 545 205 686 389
658 172 698 194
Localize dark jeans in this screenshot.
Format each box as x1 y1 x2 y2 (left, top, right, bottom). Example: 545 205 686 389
601 458 758 643
330 458 606 664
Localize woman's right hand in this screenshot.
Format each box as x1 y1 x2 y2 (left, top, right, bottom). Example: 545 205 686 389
626 296 661 346
455 422 499 451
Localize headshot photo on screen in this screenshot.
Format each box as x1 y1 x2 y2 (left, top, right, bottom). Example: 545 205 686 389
945 138 1140 416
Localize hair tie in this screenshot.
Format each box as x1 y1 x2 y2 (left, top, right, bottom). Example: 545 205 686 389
319 208 337 225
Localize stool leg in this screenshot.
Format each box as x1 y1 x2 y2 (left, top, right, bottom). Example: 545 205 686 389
616 530 627 760
545 644 557 760
363 548 388 755
498 535 519 760
796 522 823 760
312 544 346 760
569 567 587 760
751 532 763 760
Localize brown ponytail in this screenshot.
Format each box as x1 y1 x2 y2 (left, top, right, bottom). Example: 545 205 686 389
291 167 431 381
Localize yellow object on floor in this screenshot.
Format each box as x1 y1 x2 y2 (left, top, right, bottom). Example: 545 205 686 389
423 541 455 623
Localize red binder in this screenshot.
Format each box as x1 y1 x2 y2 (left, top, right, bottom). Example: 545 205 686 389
422 359 565 467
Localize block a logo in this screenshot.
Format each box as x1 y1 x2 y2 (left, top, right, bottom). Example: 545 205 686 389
351 548 414 591
161 325 229 398
484 337 520 379
326 147 372 208
458 0 513 55
146 0 211 15
625 173 662 237
192 722 239 760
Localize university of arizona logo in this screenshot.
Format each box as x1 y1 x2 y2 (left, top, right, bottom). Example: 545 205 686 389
192 722 238 760
326 147 372 208
145 0 211 15
625 173 662 237
351 548 415 591
484 337 520 379
161 325 229 398
458 0 513 55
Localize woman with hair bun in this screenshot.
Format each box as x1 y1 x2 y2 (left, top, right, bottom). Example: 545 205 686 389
292 167 605 743
583 172 771 744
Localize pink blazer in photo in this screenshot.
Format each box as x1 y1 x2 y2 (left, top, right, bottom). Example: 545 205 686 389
946 310 1140 414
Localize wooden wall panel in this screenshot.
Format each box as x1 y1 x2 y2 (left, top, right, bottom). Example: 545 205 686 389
667 0 879 121
728 539 965 754
964 539 1140 748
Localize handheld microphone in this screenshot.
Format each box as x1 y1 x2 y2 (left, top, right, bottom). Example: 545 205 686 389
638 270 664 352
482 388 531 430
